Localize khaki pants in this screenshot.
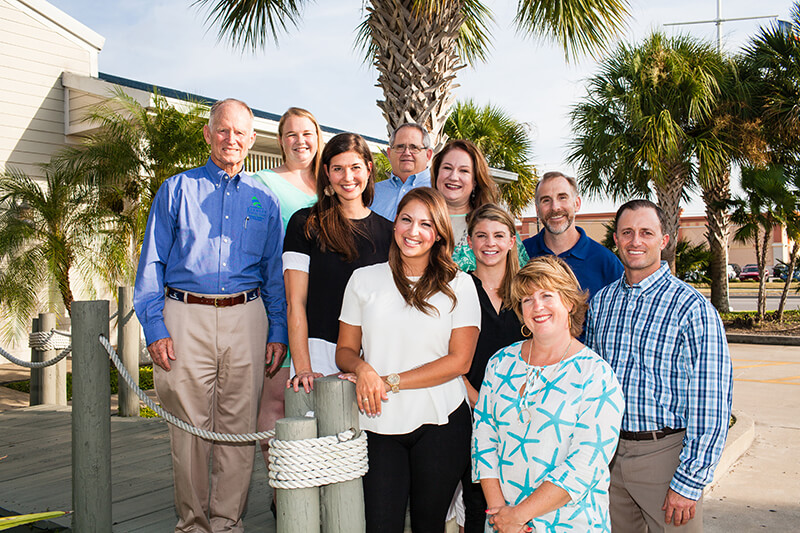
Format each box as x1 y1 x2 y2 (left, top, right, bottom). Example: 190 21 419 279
610 431 703 533
155 295 267 533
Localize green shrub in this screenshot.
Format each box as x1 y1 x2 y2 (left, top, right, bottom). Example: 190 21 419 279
2 365 154 401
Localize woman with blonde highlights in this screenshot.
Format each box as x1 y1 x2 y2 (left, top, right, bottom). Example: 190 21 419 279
472 255 624 533
431 139 529 271
337 187 481 532
457 204 525 532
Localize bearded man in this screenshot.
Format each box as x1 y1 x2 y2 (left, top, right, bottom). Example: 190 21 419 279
522 171 622 300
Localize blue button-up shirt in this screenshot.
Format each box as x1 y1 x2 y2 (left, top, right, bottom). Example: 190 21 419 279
372 168 431 221
585 262 732 500
134 158 288 346
523 226 623 300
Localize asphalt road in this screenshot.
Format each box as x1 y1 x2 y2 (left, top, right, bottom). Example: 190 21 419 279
726 295 800 312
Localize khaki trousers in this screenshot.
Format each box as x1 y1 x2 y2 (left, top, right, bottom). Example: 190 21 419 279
155 296 267 533
609 431 703 533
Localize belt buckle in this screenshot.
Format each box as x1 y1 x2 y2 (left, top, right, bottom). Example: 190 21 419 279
214 297 223 307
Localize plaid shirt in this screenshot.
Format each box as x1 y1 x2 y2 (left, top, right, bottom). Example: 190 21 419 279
586 262 732 500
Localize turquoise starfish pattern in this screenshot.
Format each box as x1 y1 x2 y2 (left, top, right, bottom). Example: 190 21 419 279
472 341 624 532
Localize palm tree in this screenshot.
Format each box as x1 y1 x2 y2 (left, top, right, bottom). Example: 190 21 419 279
0 161 100 341
730 165 795 322
443 99 537 216
696 54 770 313
568 32 728 272
59 88 209 286
741 2 800 160
737 3 800 319
194 0 630 146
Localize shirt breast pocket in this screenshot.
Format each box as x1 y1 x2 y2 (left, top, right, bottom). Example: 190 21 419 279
242 220 269 256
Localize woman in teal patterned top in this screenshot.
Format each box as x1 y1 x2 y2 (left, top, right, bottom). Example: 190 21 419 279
431 140 528 272
253 107 322 480
472 256 623 532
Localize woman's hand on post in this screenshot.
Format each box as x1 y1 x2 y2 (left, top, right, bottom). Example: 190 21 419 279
287 370 323 393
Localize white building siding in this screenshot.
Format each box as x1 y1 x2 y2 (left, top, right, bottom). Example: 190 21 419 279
0 0 98 179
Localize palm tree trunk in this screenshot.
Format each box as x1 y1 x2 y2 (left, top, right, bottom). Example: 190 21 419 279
777 242 799 321
702 167 731 313
366 0 464 147
654 165 687 273
756 225 770 321
57 261 74 314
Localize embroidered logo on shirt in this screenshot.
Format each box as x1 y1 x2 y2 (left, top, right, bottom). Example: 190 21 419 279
251 197 263 209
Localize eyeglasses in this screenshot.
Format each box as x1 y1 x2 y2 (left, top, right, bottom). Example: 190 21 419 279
390 144 427 154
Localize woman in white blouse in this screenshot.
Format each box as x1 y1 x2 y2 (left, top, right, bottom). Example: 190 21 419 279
336 187 481 533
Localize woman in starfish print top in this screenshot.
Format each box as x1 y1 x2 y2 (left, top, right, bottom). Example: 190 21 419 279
472 255 624 533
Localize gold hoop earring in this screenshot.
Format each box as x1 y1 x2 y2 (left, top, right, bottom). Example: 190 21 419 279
521 324 532 338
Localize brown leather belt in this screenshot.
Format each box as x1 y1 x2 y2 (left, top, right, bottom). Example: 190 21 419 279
619 427 685 441
166 287 260 307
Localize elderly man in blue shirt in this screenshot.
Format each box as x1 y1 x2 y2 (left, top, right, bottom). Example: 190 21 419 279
372 123 433 221
586 199 732 533
134 98 287 533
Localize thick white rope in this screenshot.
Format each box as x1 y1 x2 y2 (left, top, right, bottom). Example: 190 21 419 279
97 334 369 487
29 330 70 351
0 344 72 369
269 431 369 489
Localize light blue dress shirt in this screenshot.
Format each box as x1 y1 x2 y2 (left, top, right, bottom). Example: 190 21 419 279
134 158 288 346
371 168 431 221
586 261 732 500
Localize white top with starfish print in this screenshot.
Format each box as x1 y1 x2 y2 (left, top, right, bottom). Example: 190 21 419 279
472 341 624 532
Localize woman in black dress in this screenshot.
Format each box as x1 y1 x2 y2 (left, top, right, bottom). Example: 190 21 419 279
462 203 525 532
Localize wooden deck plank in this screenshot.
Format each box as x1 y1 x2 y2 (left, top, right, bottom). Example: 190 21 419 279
0 406 276 532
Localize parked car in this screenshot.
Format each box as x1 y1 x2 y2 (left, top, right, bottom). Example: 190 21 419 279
779 269 800 282
738 264 760 281
772 263 788 279
729 263 741 275
727 264 738 280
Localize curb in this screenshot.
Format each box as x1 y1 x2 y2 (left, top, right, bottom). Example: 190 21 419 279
705 409 755 493
726 334 800 346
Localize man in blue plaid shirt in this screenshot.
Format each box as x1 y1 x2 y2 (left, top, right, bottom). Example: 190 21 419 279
586 199 732 532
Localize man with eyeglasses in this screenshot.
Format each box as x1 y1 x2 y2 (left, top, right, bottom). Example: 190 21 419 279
372 123 434 221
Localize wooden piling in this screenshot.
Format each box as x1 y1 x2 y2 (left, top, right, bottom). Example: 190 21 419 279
39 313 66 406
275 416 321 533
117 286 140 417
71 300 111 533
29 317 40 406
315 376 365 533
284 386 316 418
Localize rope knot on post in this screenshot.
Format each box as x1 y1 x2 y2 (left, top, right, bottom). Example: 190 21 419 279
268 430 369 489
28 329 70 352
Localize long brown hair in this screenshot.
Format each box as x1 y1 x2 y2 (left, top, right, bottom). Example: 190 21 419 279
304 133 376 262
468 203 519 309
389 187 458 316
431 139 499 211
278 107 323 177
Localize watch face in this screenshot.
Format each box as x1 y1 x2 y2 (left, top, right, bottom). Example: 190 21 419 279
388 373 400 385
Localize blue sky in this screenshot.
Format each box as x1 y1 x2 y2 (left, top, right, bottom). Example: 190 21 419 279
50 0 796 214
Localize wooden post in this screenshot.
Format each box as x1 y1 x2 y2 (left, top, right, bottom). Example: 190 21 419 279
284 386 315 418
38 313 66 405
275 417 320 533
117 286 140 417
29 317 41 406
315 376 365 533
71 300 111 533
